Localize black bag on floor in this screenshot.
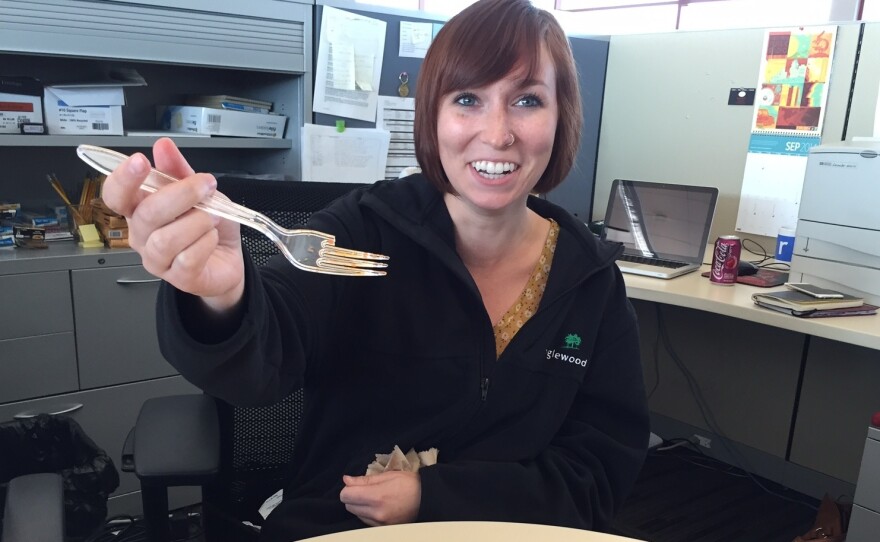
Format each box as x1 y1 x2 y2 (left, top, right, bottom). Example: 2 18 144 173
0 414 120 538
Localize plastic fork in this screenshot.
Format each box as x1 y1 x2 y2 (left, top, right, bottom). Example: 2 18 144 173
76 144 389 277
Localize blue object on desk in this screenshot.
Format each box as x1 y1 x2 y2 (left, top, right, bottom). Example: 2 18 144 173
776 227 795 262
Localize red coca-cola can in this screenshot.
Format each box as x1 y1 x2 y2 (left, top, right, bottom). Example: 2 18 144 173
710 235 741 285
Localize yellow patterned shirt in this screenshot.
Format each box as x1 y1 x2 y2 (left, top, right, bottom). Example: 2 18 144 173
493 219 559 358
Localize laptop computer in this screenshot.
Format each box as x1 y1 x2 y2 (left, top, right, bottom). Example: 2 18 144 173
600 179 719 279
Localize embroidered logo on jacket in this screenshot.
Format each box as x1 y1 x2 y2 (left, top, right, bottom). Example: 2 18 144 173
563 333 582 349
546 333 589 367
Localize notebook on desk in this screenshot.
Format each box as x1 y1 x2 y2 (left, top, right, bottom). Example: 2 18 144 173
600 179 719 279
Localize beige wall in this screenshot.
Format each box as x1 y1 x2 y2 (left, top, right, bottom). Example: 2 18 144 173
594 23 880 253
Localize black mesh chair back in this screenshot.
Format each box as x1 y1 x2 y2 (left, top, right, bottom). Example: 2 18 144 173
220 178 365 267
204 178 367 540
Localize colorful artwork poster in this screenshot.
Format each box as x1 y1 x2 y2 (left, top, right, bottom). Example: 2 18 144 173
752 27 836 133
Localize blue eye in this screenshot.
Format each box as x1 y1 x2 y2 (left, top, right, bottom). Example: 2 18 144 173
454 93 477 106
516 94 543 107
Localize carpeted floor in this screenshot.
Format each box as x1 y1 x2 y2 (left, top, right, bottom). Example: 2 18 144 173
611 445 819 542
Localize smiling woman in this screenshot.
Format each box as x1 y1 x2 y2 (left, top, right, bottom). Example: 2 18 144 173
97 0 650 540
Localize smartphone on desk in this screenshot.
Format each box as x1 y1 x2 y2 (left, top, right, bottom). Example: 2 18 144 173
784 282 845 298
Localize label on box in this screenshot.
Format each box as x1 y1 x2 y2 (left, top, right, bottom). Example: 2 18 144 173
43 87 124 135
13 225 45 240
0 93 43 134
158 106 286 139
53 106 114 132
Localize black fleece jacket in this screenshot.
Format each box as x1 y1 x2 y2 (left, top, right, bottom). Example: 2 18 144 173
156 175 650 541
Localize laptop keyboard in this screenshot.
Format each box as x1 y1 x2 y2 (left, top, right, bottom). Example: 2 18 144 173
619 254 688 269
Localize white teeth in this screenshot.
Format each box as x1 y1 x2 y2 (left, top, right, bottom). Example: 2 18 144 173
471 161 518 175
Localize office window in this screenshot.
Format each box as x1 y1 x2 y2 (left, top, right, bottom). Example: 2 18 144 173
556 0 840 33
863 0 880 20
354 0 420 9
679 0 835 30
556 5 679 35
352 0 870 32
421 0 476 16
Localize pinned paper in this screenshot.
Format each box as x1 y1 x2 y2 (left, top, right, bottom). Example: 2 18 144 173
313 7 387 122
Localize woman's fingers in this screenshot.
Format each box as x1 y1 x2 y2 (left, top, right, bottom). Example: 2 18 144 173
127 172 217 246
137 207 218 277
152 137 196 179
101 153 152 218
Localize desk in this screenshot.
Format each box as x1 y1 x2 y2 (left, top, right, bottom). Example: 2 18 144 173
300 522 643 542
623 265 880 351
620 261 880 514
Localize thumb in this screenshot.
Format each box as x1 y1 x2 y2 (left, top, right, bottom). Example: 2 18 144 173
342 474 375 486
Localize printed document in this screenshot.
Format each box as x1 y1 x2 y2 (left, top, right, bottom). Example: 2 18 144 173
301 124 390 183
314 7 387 122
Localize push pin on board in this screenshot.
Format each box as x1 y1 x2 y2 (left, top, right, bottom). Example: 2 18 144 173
336 120 345 133
398 72 410 97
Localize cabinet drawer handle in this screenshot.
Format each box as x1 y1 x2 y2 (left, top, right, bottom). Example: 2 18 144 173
13 403 84 419
116 278 162 284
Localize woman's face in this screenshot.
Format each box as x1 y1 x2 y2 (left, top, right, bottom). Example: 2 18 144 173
437 45 558 215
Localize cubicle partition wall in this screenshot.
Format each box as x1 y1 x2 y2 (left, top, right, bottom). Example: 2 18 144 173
596 23 880 501
595 22 880 244
312 0 608 221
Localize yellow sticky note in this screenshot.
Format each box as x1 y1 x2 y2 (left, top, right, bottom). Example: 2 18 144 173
78 224 104 248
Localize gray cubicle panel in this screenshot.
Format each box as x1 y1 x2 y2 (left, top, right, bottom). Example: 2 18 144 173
545 35 609 222
594 23 880 242
312 2 607 222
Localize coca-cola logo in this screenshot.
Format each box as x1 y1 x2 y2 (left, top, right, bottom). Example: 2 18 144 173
712 242 736 278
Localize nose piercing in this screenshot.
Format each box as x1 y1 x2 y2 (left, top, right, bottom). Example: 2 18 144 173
504 132 515 147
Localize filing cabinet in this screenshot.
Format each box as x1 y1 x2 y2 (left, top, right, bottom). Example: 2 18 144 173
0 249 199 514
0 0 316 519
848 426 880 542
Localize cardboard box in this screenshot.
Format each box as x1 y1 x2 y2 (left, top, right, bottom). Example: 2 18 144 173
157 105 287 139
43 85 125 135
0 92 43 134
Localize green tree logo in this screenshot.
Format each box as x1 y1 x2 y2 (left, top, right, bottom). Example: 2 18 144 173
563 333 582 349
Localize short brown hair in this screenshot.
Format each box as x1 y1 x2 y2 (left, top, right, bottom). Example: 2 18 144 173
414 0 582 194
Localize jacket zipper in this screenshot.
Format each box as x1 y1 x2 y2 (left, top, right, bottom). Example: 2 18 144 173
480 377 490 401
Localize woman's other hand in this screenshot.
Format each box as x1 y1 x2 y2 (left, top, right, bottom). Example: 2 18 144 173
101 138 245 310
340 472 422 526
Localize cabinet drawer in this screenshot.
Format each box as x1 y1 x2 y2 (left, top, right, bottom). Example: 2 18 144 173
854 437 880 513
72 266 176 389
0 376 200 498
0 333 77 402
0 271 73 340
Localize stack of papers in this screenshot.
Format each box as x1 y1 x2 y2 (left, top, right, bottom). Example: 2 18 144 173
186 95 272 114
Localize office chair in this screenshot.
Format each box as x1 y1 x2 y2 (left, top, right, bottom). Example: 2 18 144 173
122 179 368 542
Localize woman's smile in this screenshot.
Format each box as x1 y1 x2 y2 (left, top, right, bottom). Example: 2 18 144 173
470 160 520 179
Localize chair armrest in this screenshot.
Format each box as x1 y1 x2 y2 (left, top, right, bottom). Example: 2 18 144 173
130 394 221 486
2 473 64 542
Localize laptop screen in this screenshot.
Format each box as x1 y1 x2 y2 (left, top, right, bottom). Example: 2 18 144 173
600 180 718 264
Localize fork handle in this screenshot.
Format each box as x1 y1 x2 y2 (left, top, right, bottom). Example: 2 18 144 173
139 168 279 242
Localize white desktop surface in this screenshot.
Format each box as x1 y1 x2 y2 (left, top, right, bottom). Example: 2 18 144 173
299 522 643 542
622 263 880 351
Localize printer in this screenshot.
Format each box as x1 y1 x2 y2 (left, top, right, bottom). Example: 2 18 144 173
789 143 880 305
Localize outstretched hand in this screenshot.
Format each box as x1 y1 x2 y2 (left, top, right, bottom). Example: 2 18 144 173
101 138 245 310
339 471 421 527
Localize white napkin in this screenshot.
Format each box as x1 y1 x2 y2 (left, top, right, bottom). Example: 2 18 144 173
365 445 438 475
